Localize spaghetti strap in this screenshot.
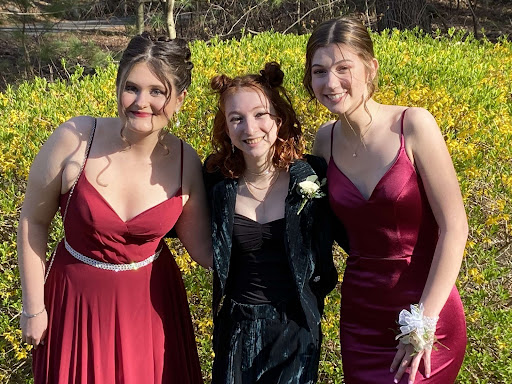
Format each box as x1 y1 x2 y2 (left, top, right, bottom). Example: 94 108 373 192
180 139 184 188
330 121 337 158
399 109 408 148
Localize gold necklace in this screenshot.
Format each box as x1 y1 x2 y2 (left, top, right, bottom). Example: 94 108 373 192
242 171 280 202
343 105 380 158
243 171 279 190
245 166 274 176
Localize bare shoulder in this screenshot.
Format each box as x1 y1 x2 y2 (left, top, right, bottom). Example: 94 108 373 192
171 137 202 185
313 119 337 159
25 116 96 198
316 120 337 137
168 136 202 173
402 107 439 137
34 116 95 169
401 107 447 167
181 140 202 165
53 115 96 144
179 140 205 205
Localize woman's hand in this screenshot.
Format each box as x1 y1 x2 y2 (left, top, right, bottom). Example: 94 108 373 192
20 310 48 349
390 341 432 383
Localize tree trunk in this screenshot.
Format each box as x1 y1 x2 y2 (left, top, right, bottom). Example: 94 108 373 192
137 0 144 34
376 0 431 32
165 0 176 39
466 0 480 38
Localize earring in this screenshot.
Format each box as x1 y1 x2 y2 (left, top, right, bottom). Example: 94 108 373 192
174 109 180 127
231 143 235 153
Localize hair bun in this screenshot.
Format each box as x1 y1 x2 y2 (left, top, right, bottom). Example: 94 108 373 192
260 62 284 88
140 31 153 40
172 39 193 70
210 74 233 93
169 38 189 53
153 37 194 71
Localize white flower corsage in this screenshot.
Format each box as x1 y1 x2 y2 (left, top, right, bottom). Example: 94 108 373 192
296 175 326 214
395 304 438 354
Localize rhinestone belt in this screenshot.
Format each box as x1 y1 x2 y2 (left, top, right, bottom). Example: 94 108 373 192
64 239 161 272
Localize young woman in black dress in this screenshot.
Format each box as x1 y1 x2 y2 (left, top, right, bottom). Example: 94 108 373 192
204 62 343 384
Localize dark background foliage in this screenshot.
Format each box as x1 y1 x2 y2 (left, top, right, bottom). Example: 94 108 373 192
0 0 511 89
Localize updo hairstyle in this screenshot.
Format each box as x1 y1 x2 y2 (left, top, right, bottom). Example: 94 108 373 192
116 33 193 122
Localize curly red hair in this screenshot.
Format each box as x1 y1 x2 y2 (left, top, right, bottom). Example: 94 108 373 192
206 62 303 178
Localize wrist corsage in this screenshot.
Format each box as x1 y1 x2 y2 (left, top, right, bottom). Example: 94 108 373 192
395 304 438 353
296 175 326 214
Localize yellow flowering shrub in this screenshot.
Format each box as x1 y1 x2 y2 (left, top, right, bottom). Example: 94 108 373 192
1 29 511 383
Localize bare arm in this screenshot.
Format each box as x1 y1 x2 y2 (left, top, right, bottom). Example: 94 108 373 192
312 120 336 162
406 107 468 316
174 144 213 269
392 107 468 382
17 117 91 347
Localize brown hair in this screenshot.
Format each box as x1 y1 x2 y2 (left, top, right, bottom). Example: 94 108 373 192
303 16 377 101
207 62 303 178
116 33 193 146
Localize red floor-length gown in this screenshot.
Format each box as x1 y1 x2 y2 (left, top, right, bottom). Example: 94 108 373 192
33 138 203 384
327 110 466 383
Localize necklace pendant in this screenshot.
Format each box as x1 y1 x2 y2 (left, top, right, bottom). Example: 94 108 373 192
352 153 357 157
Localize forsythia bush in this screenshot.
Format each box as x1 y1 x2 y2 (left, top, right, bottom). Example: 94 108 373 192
0 29 511 383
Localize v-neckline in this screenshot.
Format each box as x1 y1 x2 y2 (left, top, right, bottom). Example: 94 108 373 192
329 146 404 202
78 172 182 224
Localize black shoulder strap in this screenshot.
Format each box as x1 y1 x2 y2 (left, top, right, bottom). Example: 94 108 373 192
330 121 337 158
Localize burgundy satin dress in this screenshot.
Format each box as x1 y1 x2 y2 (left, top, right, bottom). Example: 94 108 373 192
327 110 466 383
33 140 203 383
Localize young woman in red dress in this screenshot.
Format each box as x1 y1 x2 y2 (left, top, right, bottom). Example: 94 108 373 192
304 17 468 384
18 33 211 383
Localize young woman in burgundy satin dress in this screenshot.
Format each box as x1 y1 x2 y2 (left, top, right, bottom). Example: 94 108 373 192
304 17 468 384
17 34 211 383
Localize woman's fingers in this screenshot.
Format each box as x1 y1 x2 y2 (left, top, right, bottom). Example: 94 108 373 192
408 351 425 383
41 328 47 344
22 335 39 347
392 344 432 383
20 313 48 349
423 348 432 378
393 344 416 383
393 354 411 383
390 342 406 372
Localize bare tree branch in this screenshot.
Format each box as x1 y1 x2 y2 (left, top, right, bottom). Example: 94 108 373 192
466 0 480 37
222 0 269 37
283 0 345 34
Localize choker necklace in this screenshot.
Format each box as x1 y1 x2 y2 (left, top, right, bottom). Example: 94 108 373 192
245 166 274 176
242 171 280 202
344 105 380 157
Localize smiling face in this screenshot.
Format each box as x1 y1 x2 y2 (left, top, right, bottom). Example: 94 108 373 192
224 88 281 163
119 61 185 135
311 44 377 116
